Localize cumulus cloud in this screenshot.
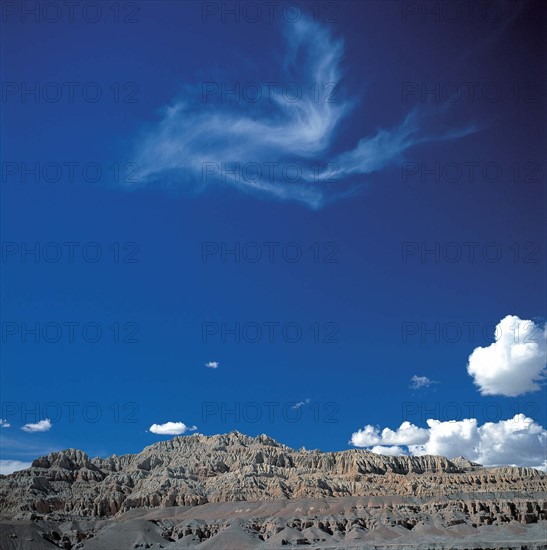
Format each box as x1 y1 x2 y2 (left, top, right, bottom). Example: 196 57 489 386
467 315 546 397
21 419 52 433
350 421 429 447
205 361 219 369
409 375 437 389
408 418 480 460
0 419 10 428
350 415 546 469
370 445 407 456
130 17 475 208
0 460 32 475
474 415 546 469
149 422 197 435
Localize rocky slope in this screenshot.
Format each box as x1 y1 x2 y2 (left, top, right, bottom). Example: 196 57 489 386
0 431 546 549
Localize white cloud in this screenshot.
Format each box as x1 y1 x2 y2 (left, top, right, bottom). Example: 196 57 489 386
408 418 480 460
292 399 311 409
0 460 32 475
351 415 547 469
475 415 546 469
350 421 429 447
467 315 546 396
130 17 475 209
0 419 10 428
21 419 52 433
409 375 437 389
370 445 407 456
205 361 219 369
350 424 382 446
149 422 197 435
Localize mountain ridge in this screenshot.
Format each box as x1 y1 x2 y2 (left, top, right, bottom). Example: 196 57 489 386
1 432 546 549
1 430 546 521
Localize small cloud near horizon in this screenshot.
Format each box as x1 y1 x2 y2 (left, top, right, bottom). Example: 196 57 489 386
205 361 219 369
0 460 32 475
350 415 546 470
149 422 198 435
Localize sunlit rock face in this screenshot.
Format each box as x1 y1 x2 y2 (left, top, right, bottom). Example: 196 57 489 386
1 432 546 549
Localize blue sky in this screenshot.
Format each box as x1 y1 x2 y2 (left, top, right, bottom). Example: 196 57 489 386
1 1 545 473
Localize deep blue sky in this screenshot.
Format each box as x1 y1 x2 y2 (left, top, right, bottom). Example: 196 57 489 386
1 1 545 467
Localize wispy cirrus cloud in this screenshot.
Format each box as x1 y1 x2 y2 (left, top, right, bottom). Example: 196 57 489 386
409 375 437 390
0 433 60 459
131 17 476 208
